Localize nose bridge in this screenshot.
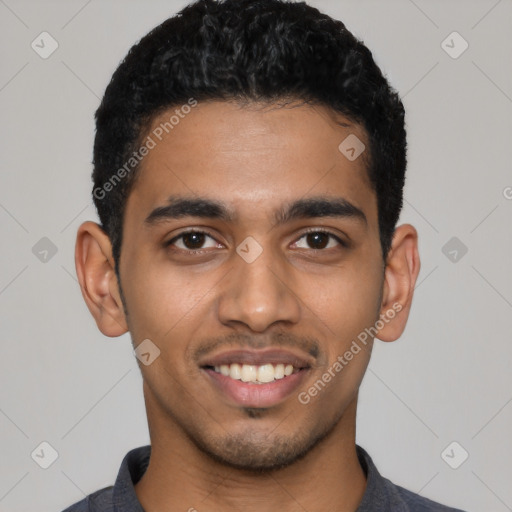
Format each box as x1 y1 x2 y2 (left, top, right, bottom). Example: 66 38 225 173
217 239 301 331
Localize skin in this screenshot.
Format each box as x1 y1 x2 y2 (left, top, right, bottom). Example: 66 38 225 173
75 100 420 512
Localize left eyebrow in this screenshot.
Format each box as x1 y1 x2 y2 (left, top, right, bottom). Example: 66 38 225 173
272 196 367 227
144 195 367 228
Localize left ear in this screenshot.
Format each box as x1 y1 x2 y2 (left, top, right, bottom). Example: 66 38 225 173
375 224 421 342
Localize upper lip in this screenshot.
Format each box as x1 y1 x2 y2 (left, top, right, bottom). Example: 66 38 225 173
198 348 313 369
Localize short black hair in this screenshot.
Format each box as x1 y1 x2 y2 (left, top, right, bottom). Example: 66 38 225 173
92 0 406 280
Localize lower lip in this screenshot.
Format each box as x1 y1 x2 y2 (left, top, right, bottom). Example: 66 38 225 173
203 368 309 408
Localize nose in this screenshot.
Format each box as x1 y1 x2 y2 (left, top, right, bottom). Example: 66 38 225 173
217 244 301 332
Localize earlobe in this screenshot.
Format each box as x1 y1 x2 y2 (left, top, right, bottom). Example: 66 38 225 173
375 224 421 342
75 221 128 337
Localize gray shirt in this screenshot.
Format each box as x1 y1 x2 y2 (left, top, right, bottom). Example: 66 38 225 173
62 444 466 511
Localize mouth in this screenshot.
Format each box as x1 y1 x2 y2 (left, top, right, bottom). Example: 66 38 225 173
206 362 299 384
199 349 312 408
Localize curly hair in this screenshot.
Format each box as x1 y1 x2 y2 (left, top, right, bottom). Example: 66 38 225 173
92 0 406 278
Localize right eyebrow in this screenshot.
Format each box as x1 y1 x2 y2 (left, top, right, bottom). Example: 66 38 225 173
144 196 236 226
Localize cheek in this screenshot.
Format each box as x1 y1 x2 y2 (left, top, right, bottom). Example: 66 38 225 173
296 262 382 341
122 256 220 345
299 270 378 406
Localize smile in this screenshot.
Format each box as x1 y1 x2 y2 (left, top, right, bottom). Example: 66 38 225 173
211 363 296 384
199 349 313 407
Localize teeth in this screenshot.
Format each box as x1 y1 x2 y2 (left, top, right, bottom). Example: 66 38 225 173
229 363 242 380
212 363 298 383
274 363 285 379
257 364 275 383
241 364 257 382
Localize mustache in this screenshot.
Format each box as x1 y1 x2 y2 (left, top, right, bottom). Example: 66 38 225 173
192 331 320 362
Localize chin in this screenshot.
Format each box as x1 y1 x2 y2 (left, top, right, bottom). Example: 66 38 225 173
191 422 335 472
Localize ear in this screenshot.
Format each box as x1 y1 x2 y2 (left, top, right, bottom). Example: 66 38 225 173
75 221 129 337
375 224 421 342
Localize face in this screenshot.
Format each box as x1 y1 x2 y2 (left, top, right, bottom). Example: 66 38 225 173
117 101 385 470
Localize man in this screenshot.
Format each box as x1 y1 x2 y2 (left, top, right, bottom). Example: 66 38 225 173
64 0 466 510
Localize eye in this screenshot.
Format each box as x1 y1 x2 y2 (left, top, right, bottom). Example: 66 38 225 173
164 228 347 255
293 230 347 250
166 230 220 252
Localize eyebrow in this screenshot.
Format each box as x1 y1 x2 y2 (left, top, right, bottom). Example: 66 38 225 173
144 195 367 227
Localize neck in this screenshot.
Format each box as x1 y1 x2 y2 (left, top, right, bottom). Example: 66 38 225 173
135 395 367 512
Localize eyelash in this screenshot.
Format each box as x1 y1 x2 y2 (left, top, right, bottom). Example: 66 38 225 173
164 228 348 254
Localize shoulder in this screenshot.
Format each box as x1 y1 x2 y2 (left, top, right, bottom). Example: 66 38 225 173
391 479 467 511
355 445 467 512
60 444 150 512
61 486 114 512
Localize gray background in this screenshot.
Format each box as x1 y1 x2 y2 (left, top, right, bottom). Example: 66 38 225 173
1 1 511 511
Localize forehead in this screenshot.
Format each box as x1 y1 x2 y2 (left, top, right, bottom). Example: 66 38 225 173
125 100 377 228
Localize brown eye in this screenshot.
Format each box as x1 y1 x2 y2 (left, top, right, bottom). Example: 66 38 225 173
306 232 330 249
166 231 219 252
181 232 207 249
294 230 346 250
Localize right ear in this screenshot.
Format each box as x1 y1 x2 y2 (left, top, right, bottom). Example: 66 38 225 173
75 221 129 337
